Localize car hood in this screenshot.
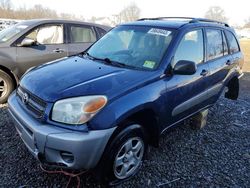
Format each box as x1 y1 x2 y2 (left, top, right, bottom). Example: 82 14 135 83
0 42 9 48
20 56 157 102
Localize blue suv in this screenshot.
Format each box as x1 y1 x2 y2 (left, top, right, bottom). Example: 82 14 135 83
8 17 244 184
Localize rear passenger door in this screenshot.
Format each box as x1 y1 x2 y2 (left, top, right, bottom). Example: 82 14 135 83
67 24 97 55
205 28 231 103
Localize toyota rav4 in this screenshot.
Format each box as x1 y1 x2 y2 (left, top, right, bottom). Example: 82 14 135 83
8 17 244 184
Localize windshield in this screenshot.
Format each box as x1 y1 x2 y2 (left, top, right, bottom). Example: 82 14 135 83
0 23 28 43
87 26 174 70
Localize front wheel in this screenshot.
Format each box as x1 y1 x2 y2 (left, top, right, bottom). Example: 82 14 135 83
113 136 145 179
97 124 147 185
0 70 14 104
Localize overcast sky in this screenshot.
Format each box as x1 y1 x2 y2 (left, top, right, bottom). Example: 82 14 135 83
11 0 250 25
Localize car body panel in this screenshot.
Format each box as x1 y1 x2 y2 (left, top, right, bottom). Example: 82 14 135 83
20 56 156 102
16 43 69 76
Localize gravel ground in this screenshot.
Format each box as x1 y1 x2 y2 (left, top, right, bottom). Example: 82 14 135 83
1 74 250 188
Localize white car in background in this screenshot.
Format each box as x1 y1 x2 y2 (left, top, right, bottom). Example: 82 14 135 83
0 18 21 31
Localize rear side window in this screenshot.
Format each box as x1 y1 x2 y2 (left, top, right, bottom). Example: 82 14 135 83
70 25 96 43
206 29 223 60
225 31 240 54
174 29 204 65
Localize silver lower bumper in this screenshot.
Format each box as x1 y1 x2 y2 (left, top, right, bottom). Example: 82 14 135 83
8 93 116 170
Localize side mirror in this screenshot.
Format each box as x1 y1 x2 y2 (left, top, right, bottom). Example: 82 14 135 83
19 38 36 47
173 60 197 75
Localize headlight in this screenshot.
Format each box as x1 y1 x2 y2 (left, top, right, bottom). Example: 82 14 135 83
51 95 107 125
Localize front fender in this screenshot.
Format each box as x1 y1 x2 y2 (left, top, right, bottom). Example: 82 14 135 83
88 79 167 130
0 47 17 71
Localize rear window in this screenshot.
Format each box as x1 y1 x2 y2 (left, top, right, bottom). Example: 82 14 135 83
225 30 240 54
206 29 223 60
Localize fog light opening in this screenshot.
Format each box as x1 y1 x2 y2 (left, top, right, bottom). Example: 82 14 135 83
60 151 74 163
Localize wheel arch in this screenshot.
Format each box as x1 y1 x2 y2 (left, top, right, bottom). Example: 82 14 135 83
0 65 18 88
224 75 239 100
108 108 160 148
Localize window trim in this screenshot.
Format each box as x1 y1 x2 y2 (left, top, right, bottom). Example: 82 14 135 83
204 28 224 62
94 27 107 39
67 23 97 44
222 30 229 56
14 23 65 46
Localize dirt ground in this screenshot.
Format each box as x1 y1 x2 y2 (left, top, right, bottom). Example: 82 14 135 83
240 39 250 72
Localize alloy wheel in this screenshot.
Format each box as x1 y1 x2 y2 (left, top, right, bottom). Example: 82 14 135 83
113 137 144 179
0 77 7 98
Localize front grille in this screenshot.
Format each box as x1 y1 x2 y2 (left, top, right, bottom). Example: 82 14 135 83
17 86 47 118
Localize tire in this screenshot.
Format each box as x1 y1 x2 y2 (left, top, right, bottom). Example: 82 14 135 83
0 70 14 104
96 124 147 186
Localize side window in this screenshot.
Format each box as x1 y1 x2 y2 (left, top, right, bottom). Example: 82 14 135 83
70 25 96 43
206 29 223 60
25 24 63 44
225 31 240 54
174 29 204 65
222 31 229 55
96 27 107 38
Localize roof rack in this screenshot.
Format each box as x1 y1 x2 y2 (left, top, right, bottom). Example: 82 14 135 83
137 17 229 27
189 18 229 27
137 17 195 21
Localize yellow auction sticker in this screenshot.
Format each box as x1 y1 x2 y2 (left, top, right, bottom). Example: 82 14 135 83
143 61 156 69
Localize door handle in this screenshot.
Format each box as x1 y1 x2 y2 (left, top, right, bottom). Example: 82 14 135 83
200 69 208 76
53 48 65 53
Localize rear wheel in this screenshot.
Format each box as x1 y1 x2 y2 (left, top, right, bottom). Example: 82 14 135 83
0 70 14 104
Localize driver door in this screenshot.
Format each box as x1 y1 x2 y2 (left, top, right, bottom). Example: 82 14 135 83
164 29 210 126
16 24 68 75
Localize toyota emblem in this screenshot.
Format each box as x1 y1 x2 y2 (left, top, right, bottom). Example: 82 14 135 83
22 93 29 104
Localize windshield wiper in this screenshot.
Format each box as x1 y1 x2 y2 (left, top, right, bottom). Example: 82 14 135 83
81 52 109 63
81 52 140 70
100 58 137 69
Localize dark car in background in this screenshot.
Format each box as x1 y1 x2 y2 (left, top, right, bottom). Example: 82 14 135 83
0 19 111 103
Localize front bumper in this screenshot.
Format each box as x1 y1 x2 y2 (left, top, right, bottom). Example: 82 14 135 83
8 93 116 170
